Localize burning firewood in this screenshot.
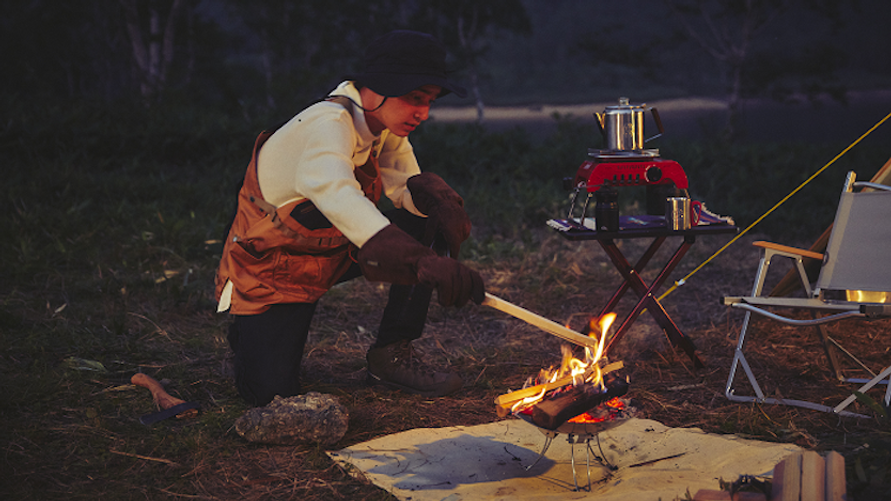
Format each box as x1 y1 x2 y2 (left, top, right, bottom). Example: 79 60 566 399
531 375 629 430
494 360 623 417
495 311 631 431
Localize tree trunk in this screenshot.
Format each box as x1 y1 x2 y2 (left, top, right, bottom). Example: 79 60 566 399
119 0 186 104
726 61 743 140
470 63 485 123
457 12 485 122
259 5 276 110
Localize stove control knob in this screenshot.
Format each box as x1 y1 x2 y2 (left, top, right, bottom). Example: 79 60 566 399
645 166 662 183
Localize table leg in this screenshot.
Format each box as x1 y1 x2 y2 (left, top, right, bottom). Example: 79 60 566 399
599 236 704 368
594 237 666 319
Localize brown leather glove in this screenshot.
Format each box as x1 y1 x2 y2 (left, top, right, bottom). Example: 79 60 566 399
357 224 485 307
417 255 485 307
406 172 471 258
357 224 435 285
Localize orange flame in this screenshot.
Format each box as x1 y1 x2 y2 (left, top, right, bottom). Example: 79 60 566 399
510 312 617 414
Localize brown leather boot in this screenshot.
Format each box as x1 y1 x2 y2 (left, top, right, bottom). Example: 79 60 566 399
366 341 463 397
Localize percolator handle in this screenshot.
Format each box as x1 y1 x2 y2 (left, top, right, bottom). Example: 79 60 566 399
645 107 664 143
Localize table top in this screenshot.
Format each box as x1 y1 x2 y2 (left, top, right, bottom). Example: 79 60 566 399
548 215 739 241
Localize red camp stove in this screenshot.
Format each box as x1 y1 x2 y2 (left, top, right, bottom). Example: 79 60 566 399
565 148 689 230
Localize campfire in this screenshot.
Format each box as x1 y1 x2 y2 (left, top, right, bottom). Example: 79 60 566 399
495 313 634 432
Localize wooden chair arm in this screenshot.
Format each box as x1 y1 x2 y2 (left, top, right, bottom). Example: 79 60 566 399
753 241 824 260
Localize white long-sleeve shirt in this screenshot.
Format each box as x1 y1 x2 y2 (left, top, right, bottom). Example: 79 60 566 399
256 80 423 248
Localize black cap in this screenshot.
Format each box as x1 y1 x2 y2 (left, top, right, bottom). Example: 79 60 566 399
350 30 467 98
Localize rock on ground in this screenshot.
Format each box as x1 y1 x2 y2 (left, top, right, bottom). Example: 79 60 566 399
235 392 349 446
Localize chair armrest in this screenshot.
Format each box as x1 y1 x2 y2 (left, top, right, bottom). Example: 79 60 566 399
752 241 824 260
861 304 891 318
854 181 891 192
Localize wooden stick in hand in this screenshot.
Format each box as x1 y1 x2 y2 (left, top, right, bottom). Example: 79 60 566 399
482 293 599 350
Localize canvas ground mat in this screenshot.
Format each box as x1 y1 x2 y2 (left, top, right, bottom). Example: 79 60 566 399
328 418 801 501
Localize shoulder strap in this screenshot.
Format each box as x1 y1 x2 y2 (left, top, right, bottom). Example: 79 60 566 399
266 94 355 133
324 95 354 117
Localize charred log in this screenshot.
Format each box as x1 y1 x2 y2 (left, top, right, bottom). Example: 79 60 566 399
531 377 629 431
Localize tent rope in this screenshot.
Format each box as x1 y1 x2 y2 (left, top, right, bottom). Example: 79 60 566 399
657 110 891 302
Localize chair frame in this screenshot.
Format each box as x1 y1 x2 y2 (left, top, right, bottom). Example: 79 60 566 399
723 172 891 418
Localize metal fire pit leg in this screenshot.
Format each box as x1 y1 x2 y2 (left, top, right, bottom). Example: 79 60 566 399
568 433 607 492
584 440 592 489
524 430 557 471
569 433 620 492
568 434 583 491
591 433 617 470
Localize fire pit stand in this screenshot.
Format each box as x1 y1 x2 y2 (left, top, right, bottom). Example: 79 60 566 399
517 412 626 492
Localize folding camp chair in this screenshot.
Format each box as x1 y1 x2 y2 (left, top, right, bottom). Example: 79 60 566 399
723 171 891 418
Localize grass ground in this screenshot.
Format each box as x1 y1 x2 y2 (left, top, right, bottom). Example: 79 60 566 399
3 229 890 500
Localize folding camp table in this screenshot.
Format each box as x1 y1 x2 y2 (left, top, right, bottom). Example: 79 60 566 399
554 216 738 368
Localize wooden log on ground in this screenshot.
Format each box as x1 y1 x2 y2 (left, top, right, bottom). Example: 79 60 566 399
772 451 845 501
773 452 800 501
825 451 846 501
800 451 826 501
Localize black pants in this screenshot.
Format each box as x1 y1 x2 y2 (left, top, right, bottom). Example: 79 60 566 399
227 209 433 406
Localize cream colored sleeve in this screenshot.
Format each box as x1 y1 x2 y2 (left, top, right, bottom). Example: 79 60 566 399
259 109 391 247
378 131 424 216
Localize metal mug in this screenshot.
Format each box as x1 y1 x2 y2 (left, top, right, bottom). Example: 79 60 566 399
665 197 702 230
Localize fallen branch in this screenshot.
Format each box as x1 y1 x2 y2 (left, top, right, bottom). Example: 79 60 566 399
628 452 686 468
110 449 180 466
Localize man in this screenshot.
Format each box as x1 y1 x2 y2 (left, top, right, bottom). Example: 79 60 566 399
215 30 485 407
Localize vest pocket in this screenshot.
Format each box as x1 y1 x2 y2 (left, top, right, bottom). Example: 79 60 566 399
273 248 352 293
228 241 277 303
289 199 333 230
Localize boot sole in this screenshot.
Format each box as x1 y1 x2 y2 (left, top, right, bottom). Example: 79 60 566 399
366 371 461 398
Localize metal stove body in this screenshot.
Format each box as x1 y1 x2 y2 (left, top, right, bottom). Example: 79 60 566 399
565 148 690 227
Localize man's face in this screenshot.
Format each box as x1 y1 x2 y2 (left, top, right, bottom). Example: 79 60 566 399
365 84 442 136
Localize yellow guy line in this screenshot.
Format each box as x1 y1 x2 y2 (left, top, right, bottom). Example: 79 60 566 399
657 110 891 302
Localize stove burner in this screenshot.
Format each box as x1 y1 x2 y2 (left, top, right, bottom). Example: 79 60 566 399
588 148 661 160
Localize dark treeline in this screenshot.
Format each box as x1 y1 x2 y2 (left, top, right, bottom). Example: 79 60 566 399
3 0 890 124
0 0 531 118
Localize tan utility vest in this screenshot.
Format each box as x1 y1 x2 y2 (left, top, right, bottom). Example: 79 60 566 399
215 103 383 314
